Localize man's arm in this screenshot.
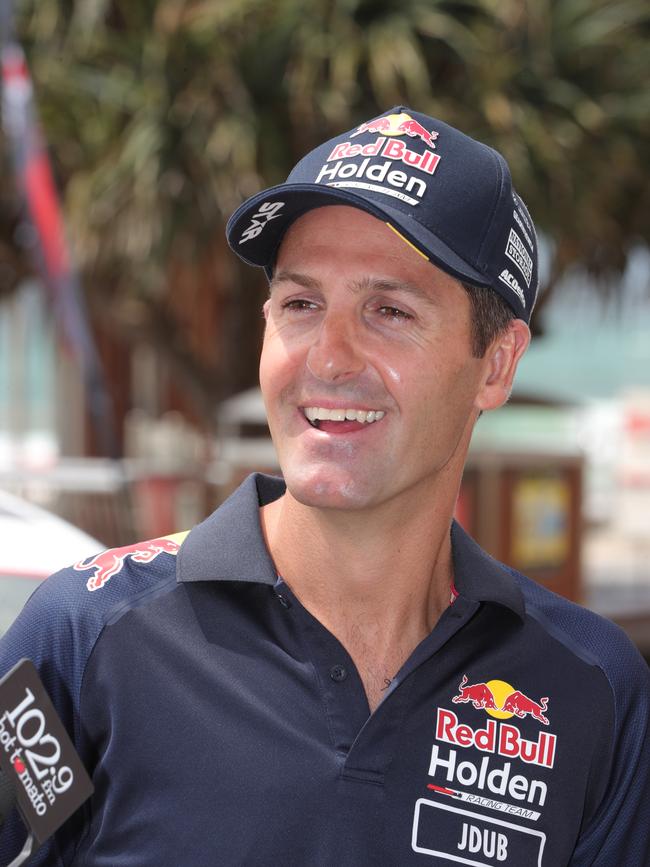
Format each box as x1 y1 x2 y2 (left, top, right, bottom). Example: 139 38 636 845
569 639 650 865
0 569 89 867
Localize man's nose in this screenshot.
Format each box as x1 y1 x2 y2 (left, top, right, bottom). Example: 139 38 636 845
306 311 365 383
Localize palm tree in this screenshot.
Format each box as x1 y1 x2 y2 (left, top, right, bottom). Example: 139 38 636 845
1 0 647 434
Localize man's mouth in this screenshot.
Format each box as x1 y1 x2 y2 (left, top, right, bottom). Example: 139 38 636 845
302 406 386 429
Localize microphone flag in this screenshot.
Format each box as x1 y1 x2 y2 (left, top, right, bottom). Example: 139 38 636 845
0 658 94 850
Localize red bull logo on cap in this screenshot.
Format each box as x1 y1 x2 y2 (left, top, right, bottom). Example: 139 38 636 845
452 674 550 725
74 533 186 592
352 112 439 150
324 112 441 183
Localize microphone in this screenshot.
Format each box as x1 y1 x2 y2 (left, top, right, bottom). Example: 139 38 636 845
0 659 94 866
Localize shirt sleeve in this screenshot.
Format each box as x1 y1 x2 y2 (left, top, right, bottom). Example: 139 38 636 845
0 568 92 867
569 638 650 865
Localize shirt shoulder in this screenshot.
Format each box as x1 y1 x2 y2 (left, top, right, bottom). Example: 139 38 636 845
512 567 648 681
0 532 188 715
509 568 650 864
0 532 187 866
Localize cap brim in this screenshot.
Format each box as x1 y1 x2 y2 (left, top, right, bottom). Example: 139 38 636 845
226 183 491 288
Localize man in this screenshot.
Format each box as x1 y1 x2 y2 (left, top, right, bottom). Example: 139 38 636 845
1 107 648 866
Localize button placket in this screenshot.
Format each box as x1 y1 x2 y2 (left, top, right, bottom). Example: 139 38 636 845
275 592 292 609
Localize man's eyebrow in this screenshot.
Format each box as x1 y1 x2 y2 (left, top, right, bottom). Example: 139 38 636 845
352 276 439 306
269 270 321 293
268 271 439 307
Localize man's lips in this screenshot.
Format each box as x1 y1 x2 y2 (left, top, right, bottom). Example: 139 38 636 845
315 419 374 434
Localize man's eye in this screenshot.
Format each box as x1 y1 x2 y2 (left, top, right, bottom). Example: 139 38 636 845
282 299 318 311
378 305 411 321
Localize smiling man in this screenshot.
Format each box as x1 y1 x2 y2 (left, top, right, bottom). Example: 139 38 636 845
255 204 529 712
0 108 648 867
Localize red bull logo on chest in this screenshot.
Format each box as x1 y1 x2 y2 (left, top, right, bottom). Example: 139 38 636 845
436 675 556 771
436 708 557 770
424 679 557 824
452 675 550 725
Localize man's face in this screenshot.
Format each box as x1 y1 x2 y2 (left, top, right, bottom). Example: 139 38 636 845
259 205 499 512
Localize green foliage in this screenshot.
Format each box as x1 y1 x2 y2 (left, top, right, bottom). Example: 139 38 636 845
1 0 648 398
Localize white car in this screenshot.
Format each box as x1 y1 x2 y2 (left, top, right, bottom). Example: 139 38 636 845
0 490 102 637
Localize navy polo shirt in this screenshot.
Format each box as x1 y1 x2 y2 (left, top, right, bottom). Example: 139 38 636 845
1 473 648 866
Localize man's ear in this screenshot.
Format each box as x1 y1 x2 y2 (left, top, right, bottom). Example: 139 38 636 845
475 319 531 412
262 298 271 321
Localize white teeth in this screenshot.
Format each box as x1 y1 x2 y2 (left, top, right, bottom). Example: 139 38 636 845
303 407 385 424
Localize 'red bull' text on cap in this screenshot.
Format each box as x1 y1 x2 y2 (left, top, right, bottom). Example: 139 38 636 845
226 106 539 323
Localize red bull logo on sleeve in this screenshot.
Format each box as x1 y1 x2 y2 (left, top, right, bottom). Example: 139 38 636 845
74 533 187 592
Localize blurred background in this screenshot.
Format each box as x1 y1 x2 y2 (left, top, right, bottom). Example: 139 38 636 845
0 0 648 658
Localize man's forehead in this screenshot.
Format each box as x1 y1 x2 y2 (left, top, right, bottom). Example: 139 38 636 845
272 207 466 307
278 204 393 245
280 206 443 279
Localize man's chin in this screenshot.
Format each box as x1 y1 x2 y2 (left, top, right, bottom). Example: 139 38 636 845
282 467 374 512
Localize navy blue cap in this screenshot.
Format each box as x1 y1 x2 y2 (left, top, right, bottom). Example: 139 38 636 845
226 106 539 322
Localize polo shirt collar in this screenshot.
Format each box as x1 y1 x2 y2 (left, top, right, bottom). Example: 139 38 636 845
177 473 281 585
177 472 525 620
450 520 524 619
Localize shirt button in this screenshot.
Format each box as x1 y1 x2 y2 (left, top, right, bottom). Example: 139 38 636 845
330 665 348 683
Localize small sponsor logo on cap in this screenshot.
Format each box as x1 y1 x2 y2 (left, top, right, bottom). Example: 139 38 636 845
512 208 534 250
499 268 526 308
512 192 534 235
505 229 533 288
239 201 285 245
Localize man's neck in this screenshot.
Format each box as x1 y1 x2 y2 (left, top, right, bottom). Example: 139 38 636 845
260 485 458 711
